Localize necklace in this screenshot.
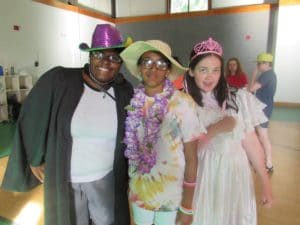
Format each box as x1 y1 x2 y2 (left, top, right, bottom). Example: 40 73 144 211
87 71 116 101
88 71 110 89
124 79 174 174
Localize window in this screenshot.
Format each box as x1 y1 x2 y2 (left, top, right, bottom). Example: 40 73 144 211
190 0 208 12
171 0 208 13
170 0 277 13
212 0 264 9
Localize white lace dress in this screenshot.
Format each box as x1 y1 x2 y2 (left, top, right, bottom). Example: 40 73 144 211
192 89 267 225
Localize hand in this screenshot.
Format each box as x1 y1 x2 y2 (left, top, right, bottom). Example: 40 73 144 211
249 68 259 92
252 67 258 76
260 185 273 208
176 211 193 225
30 164 45 183
220 116 236 132
206 116 236 140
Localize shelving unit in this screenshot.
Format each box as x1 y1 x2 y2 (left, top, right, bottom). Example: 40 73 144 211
0 74 33 122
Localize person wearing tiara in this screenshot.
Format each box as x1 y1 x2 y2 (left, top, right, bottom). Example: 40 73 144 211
120 40 204 225
2 24 133 225
184 38 273 225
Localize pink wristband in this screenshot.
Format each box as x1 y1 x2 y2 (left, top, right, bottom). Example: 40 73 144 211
199 133 209 143
183 181 196 188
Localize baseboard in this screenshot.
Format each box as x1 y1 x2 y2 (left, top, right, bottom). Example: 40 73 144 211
274 102 300 108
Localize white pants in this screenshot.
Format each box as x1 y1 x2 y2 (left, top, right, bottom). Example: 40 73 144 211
132 203 177 225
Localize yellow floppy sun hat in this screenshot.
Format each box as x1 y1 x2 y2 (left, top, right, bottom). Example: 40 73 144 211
256 52 273 62
120 40 187 81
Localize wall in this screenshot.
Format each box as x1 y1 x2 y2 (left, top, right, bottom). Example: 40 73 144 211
117 10 272 81
0 0 108 80
118 4 300 104
274 3 300 103
1 0 299 103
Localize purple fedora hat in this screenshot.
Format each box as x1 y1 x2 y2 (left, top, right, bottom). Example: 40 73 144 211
79 24 132 52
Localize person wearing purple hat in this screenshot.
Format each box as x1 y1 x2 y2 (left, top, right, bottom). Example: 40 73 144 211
2 24 133 225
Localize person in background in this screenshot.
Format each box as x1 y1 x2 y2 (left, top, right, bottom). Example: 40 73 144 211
184 38 273 225
172 74 185 90
225 57 248 88
172 56 185 91
1 24 133 225
120 40 204 225
249 52 277 173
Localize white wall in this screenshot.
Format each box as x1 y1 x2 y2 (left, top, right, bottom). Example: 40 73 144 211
0 0 299 103
0 0 109 79
274 4 300 103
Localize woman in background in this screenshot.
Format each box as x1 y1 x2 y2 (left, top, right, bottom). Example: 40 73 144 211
225 57 248 88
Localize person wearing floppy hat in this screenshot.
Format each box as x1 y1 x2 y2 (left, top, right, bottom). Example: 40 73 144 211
2 24 133 225
120 40 204 225
249 52 277 173
184 38 273 225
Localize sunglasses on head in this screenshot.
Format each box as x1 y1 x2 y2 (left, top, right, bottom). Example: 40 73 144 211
91 51 122 64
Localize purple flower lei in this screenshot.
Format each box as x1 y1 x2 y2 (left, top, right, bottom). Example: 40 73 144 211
124 79 175 174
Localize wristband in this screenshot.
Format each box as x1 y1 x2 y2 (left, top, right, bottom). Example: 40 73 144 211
199 133 209 144
178 205 193 215
183 181 196 188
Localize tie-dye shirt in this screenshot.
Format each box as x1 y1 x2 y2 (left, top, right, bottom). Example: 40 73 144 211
128 90 204 211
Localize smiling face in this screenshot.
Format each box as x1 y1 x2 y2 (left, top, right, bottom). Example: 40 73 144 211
189 54 222 93
89 49 122 83
138 51 170 95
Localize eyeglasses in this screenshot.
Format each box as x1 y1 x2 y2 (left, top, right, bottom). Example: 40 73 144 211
195 67 221 75
91 51 122 64
140 58 170 71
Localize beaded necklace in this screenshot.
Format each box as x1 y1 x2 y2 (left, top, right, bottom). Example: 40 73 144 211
124 79 174 174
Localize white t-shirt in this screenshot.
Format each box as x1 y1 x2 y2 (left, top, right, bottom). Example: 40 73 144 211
70 84 117 183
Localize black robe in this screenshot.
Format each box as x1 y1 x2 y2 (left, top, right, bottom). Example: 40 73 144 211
1 66 133 225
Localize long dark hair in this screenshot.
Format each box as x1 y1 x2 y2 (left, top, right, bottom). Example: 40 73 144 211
185 52 238 112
